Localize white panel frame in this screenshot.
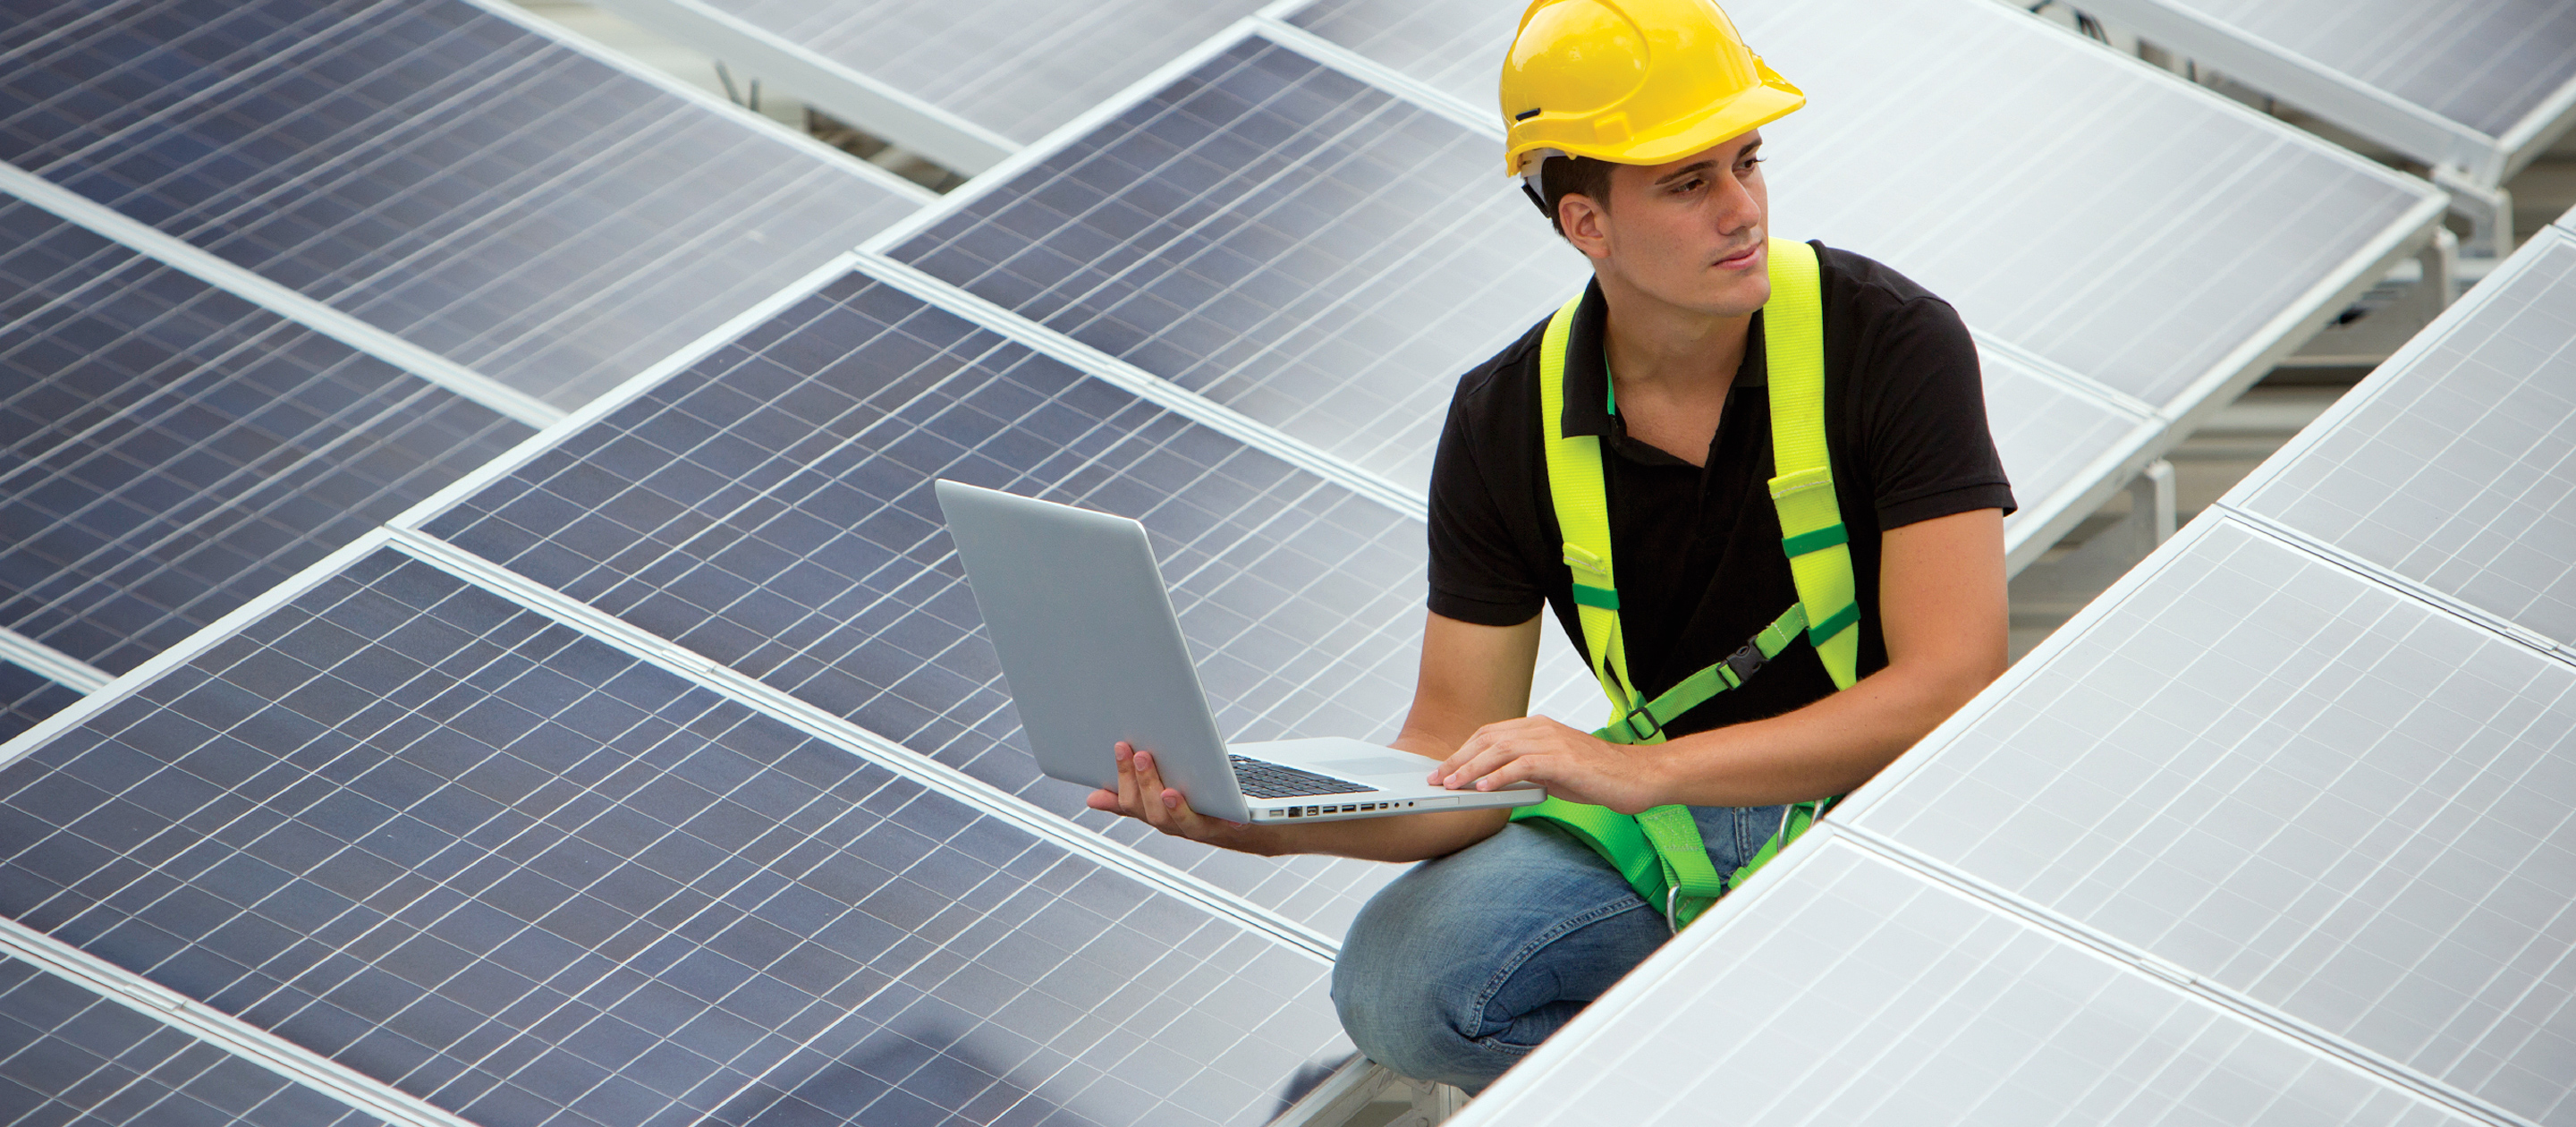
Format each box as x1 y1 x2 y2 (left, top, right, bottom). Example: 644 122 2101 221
0 628 111 695
0 163 564 430
573 0 1021 173
461 0 951 198
0 916 473 1127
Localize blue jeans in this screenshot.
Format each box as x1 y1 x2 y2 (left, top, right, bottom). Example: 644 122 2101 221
1330 805 1784 1093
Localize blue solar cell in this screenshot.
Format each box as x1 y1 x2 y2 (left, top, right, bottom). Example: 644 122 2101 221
0 201 530 675
0 549 1347 1127
425 272 1446 936
0 0 919 408
0 953 386 1126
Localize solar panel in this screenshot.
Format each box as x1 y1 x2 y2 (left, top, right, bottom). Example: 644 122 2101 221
0 953 387 1127
1974 349 2158 550
0 662 81 747
1452 832 2479 1127
418 268 1547 937
0 0 925 410
0 546 1349 1127
1843 516 2576 1123
594 0 1276 157
2068 0 2576 183
2235 226 2576 648
1281 0 2441 412
0 200 532 677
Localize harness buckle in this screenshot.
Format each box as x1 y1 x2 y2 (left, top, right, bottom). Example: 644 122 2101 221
1616 698 1665 743
1721 642 1766 685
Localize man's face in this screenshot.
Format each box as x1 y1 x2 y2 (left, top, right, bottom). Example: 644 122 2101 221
1569 131 1771 318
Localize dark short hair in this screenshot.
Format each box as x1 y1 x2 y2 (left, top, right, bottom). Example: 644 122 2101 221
1529 154 1618 236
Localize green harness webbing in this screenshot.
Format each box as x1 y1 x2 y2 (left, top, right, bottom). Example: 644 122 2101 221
1510 237 1860 931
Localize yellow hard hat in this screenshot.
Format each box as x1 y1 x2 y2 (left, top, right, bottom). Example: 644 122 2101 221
1500 0 1804 176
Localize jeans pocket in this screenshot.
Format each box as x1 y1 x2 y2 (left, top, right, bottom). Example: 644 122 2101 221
1734 803 1788 870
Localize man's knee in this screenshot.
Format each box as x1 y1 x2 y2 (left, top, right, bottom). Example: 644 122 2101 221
1331 860 1492 1080
1328 824 1655 1089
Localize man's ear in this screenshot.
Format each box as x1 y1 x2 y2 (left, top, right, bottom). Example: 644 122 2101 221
1558 193 1611 261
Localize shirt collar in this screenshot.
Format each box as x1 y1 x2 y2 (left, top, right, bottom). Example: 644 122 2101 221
1555 280 1768 440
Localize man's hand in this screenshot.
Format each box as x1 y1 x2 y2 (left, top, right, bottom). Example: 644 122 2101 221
1431 716 1664 814
1085 741 1275 855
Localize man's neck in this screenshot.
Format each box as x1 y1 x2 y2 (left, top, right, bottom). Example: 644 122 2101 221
1597 273 1753 401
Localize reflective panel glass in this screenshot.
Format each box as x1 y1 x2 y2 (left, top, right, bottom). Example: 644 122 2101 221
2241 231 2576 646
0 549 1347 1127
1468 835 2473 1126
0 0 919 408
422 272 1572 936
0 954 386 1126
0 201 530 675
1850 519 2576 1123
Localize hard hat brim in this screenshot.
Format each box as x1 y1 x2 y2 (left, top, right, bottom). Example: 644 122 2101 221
1505 64 1805 176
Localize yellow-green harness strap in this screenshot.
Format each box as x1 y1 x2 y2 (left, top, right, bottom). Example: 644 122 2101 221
1763 239 1860 691
1511 237 1852 930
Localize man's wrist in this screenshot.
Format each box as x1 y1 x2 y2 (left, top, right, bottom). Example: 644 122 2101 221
1227 822 1290 857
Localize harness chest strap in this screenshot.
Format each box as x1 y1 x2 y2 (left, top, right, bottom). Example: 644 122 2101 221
1509 237 1858 930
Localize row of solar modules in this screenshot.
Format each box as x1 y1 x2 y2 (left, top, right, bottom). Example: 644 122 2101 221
0 0 930 735
2068 0 2576 188
1453 203 2576 1126
0 4 1503 1114
612 0 2451 572
597 0 2576 206
0 3 1579 1123
0 4 2516 1127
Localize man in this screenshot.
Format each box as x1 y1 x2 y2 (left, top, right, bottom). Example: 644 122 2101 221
1087 0 2011 1093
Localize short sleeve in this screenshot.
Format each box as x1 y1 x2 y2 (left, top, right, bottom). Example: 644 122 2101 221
1427 391 1547 626
1857 297 2017 530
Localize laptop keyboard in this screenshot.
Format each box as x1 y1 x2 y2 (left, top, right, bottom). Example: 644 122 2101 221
1229 755 1374 799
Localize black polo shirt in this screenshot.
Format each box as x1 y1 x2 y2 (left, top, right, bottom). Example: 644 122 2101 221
1428 242 2014 736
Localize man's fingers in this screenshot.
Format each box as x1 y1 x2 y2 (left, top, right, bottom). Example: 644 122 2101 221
1436 723 1513 782
1443 737 1527 788
1132 750 1181 831
1086 788 1123 812
1471 756 1545 792
1131 750 1223 837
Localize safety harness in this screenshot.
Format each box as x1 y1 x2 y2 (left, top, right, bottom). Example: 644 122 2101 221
1507 237 1859 931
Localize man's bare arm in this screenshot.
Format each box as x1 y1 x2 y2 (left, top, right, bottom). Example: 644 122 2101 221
1085 610 1549 862
1431 507 2008 810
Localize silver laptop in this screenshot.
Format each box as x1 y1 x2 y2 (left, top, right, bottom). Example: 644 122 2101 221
936 479 1544 825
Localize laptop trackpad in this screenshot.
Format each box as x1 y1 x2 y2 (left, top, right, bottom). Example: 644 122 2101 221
1309 754 1440 778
